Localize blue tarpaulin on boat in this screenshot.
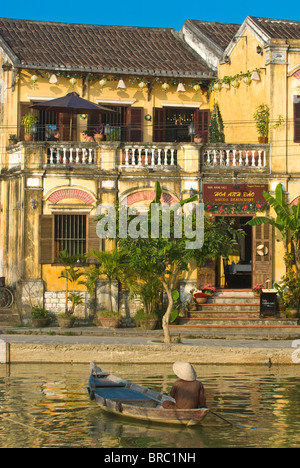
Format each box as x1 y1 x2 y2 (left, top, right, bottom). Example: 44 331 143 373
96 387 151 400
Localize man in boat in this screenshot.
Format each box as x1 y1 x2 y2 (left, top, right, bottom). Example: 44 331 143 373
162 361 206 409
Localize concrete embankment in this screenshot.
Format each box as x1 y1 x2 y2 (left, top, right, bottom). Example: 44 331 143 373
1 327 299 365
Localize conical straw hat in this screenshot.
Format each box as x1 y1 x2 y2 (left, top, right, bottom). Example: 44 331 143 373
173 361 197 381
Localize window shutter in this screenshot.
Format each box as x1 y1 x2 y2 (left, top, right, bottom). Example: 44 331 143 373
153 107 165 142
125 107 143 142
193 109 210 143
294 97 300 143
39 215 54 264
88 216 101 251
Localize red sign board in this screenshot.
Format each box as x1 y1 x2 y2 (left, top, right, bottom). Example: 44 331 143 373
203 184 268 204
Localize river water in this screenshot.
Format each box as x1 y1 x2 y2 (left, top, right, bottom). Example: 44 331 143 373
0 362 300 448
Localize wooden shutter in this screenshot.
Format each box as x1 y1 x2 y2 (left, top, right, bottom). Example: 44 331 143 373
193 109 210 143
153 107 165 142
39 215 54 264
252 223 273 288
88 216 101 251
125 107 143 142
294 97 300 143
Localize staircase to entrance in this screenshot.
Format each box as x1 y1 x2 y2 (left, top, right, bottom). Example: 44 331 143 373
171 289 300 338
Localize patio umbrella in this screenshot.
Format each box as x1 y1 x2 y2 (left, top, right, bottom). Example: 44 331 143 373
30 92 114 140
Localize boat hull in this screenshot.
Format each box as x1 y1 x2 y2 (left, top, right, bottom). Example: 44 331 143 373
88 367 209 427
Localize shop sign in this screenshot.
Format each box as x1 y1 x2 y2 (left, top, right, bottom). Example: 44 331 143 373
203 184 269 214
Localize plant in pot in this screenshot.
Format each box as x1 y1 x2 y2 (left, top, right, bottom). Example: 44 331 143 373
134 308 159 330
252 283 264 296
253 104 269 143
56 250 85 328
193 290 209 304
193 131 203 143
31 306 51 328
202 284 216 296
96 309 122 328
93 124 104 142
21 113 38 141
8 134 18 145
275 269 300 318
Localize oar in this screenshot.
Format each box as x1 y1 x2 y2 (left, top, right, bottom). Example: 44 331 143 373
209 410 262 430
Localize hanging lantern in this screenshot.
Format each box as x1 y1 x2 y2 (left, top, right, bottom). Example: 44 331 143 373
213 82 222 91
49 74 58 84
69 77 77 90
162 82 169 97
31 74 38 89
251 71 260 81
231 80 240 88
177 83 186 92
193 84 200 92
117 79 126 89
138 81 147 90
99 78 107 87
243 76 252 85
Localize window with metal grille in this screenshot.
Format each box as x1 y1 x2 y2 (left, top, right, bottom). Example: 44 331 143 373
54 214 86 257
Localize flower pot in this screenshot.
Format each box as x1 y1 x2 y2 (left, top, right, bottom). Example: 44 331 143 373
194 137 203 143
137 318 158 330
32 318 50 328
98 316 121 328
258 136 268 144
57 316 75 328
24 134 32 142
94 133 104 142
285 308 299 318
195 297 208 304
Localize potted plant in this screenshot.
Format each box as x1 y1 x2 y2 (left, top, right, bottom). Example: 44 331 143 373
194 131 203 143
93 125 104 142
253 104 270 143
21 113 38 141
31 306 50 328
202 284 216 296
56 250 84 328
252 284 264 296
96 310 122 328
193 291 209 304
8 134 18 145
134 309 159 330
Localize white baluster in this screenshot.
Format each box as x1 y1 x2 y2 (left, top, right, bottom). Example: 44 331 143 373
251 151 256 167
263 151 266 167
239 151 243 166
245 151 249 166
125 149 129 166
151 149 155 166
257 150 262 167
138 148 142 166
57 148 61 164
69 148 74 163
76 148 80 164
132 148 136 166
63 147 67 164
157 149 162 165
232 150 237 166
50 148 54 164
170 149 175 166
220 151 225 166
82 149 87 164
89 148 93 164
144 149 148 166
206 151 210 165
213 150 217 166
226 150 230 166
164 149 168 165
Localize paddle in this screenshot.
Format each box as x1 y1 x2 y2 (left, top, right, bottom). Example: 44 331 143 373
209 410 262 430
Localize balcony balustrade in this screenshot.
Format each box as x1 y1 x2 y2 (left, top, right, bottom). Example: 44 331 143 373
120 144 178 168
202 144 269 169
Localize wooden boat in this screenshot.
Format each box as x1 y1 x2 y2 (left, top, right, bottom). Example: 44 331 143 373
87 362 209 427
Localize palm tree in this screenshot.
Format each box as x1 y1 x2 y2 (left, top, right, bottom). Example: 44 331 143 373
85 249 126 312
247 183 300 275
56 250 84 315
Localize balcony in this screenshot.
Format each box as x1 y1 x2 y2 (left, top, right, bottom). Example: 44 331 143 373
5 141 270 174
202 143 269 170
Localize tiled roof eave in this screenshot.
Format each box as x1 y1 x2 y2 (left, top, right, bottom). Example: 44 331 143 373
17 62 216 79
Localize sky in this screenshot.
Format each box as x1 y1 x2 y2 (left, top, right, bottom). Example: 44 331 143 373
0 0 300 30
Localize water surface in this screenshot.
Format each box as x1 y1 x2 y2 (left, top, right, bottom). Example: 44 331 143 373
0 363 300 448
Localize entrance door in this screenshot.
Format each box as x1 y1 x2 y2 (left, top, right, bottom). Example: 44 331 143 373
252 223 273 288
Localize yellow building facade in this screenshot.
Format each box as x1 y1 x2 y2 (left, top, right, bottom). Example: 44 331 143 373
0 16 299 325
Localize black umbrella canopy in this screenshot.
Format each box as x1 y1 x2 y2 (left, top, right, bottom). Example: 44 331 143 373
30 92 114 113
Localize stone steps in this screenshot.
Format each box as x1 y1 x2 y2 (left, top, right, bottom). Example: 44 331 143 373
174 288 300 337
0 309 21 326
